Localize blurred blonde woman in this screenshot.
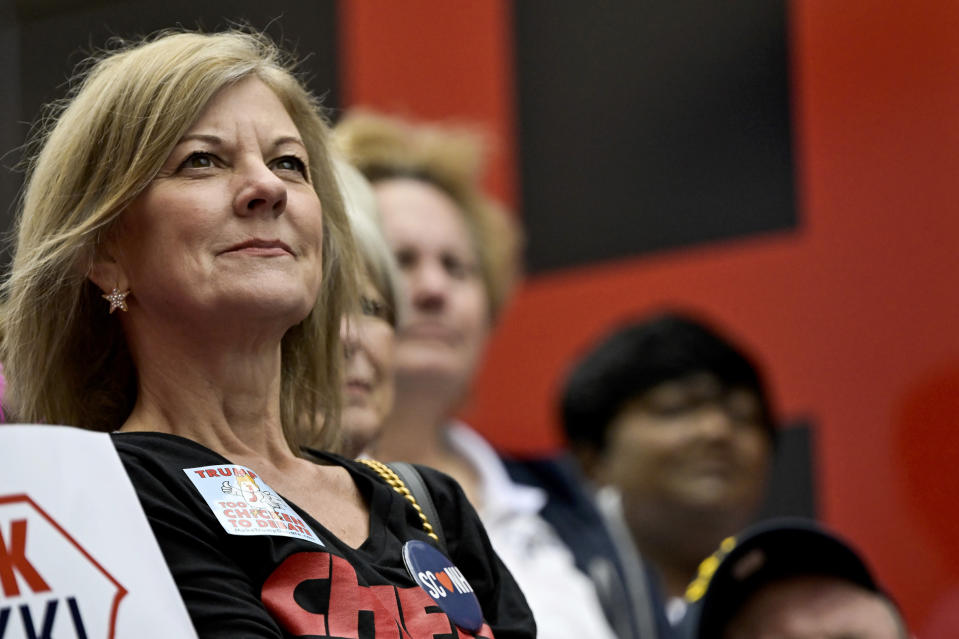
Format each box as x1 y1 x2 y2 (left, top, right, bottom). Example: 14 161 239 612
337 111 624 639
330 157 401 457
0 29 534 637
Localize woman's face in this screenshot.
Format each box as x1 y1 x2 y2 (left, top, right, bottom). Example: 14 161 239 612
96 77 324 335
340 275 396 454
375 178 491 392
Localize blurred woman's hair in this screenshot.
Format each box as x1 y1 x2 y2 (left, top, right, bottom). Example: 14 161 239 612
334 110 522 321
332 156 401 328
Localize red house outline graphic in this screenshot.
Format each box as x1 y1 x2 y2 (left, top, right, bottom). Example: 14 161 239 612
0 494 127 639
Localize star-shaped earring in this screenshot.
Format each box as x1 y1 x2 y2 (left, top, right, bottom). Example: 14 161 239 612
103 287 130 313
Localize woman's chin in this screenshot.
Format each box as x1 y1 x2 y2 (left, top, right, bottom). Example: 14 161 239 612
341 410 382 452
395 344 479 377
209 289 317 325
395 358 474 396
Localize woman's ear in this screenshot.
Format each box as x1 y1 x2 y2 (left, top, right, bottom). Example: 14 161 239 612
87 244 129 295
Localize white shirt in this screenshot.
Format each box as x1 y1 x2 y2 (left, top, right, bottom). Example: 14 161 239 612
446 422 617 639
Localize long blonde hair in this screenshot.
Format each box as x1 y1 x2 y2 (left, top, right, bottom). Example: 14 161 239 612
0 29 357 452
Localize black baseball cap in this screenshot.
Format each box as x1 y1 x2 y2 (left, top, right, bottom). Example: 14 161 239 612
681 517 883 638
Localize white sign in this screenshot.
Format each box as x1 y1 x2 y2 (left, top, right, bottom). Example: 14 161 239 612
0 425 197 638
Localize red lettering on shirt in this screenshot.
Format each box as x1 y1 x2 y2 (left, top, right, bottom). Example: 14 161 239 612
396 586 457 635
261 551 496 638
327 554 406 638
261 551 329 633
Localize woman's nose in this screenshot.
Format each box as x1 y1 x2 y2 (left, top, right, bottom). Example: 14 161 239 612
341 317 360 359
408 262 449 312
235 160 287 216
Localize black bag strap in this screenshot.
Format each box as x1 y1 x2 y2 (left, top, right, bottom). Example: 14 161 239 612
357 458 447 552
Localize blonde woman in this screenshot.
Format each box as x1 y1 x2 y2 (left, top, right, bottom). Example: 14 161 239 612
1 30 534 637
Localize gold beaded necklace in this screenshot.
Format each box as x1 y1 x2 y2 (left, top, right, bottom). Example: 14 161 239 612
357 458 440 544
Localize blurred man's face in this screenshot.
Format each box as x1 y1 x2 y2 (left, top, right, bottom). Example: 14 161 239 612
723 576 903 639
601 372 771 524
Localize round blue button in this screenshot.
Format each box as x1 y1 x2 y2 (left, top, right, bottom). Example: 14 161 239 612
402 540 484 632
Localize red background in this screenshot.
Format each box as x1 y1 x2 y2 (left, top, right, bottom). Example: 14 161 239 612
339 1 959 632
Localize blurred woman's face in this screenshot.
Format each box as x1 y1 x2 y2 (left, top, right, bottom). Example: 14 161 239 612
375 178 490 394
340 275 396 455
99 77 324 334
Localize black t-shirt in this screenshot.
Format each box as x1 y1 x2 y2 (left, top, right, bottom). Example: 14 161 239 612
112 432 535 638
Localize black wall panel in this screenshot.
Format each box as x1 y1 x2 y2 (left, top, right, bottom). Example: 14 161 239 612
758 419 817 520
514 0 797 273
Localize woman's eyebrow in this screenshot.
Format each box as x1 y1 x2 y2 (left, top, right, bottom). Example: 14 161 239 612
175 133 306 151
177 133 223 147
271 135 307 151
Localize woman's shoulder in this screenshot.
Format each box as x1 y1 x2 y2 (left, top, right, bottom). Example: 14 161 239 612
302 449 454 491
348 455 471 508
405 462 471 505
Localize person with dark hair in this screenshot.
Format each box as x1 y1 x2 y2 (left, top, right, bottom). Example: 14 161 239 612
680 517 908 639
561 311 776 624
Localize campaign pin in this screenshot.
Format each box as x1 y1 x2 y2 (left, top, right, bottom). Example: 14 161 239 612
402 540 483 632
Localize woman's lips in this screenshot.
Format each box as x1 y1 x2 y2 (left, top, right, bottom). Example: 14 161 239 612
401 322 457 342
345 378 372 393
222 238 294 257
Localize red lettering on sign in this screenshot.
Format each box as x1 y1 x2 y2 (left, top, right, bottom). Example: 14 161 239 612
0 519 51 597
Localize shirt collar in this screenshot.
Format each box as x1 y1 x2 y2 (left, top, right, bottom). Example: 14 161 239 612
445 421 547 518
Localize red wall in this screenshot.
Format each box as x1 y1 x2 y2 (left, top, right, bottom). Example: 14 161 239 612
339 1 959 632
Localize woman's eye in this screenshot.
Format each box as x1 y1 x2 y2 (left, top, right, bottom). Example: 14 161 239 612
442 254 473 279
394 248 417 270
180 152 215 170
360 296 395 325
271 155 308 178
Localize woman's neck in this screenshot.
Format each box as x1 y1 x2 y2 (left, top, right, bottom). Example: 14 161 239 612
373 391 485 508
120 319 292 464
373 392 450 463
373 368 467 455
